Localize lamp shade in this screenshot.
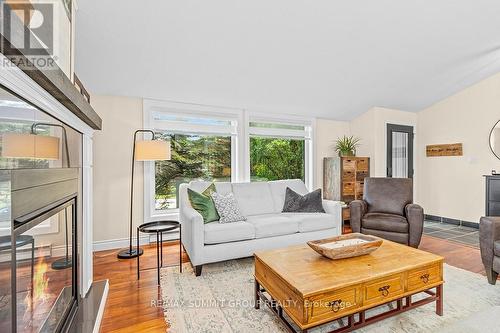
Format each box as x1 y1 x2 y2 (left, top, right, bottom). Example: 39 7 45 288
2 133 59 160
135 140 171 161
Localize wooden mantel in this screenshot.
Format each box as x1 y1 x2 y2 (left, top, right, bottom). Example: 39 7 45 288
0 4 102 130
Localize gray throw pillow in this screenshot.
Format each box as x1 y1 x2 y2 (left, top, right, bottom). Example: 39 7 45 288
282 187 326 213
211 192 247 223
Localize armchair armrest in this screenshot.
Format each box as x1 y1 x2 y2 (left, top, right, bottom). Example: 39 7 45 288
405 203 424 248
322 200 342 234
350 200 367 233
480 217 500 269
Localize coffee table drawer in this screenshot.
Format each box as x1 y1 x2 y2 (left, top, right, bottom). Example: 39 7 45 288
407 264 442 292
364 274 404 305
308 287 360 322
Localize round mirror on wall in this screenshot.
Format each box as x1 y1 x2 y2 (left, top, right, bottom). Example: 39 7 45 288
490 120 500 160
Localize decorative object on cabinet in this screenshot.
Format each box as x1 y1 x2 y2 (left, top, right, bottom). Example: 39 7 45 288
484 175 500 216
333 135 361 157
426 143 463 157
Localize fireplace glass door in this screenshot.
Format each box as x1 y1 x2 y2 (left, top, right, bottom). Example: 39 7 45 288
1 196 78 333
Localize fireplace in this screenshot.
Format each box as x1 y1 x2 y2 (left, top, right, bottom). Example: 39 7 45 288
0 168 79 333
0 168 80 333
0 83 84 332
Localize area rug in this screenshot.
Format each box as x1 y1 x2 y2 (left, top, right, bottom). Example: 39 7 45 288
160 258 500 332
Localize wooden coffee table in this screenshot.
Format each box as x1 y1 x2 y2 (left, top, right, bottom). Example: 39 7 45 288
254 239 444 333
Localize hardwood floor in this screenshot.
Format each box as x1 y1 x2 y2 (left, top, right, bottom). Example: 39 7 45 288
94 242 188 333
94 235 489 332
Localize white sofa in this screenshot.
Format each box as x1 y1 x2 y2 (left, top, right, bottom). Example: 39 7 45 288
179 179 342 276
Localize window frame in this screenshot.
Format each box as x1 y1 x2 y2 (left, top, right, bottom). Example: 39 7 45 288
143 100 244 221
247 113 314 190
143 100 315 222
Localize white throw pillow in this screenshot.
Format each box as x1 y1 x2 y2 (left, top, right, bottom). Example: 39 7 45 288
211 192 247 223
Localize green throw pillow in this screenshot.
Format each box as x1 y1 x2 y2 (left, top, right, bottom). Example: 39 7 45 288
187 184 219 223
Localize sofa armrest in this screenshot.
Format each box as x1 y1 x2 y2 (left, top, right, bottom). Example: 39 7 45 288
349 200 367 233
405 203 424 248
179 183 205 266
322 200 342 233
480 217 500 269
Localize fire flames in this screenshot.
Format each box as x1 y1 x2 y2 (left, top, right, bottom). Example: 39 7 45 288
25 254 50 313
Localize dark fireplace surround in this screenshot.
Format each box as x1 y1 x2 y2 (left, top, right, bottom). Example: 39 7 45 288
1 168 80 333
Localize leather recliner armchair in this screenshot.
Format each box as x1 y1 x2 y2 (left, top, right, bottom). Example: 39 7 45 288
479 216 500 285
350 177 424 248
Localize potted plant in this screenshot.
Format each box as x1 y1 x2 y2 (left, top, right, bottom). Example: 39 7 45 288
334 136 361 156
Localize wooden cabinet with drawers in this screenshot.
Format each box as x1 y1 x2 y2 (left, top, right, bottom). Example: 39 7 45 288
323 156 370 203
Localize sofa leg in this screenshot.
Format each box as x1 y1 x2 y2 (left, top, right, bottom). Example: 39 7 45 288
194 265 203 277
485 266 498 285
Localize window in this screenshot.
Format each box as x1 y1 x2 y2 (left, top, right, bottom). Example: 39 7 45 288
248 119 313 186
144 101 240 218
250 137 305 182
154 133 231 210
143 100 314 220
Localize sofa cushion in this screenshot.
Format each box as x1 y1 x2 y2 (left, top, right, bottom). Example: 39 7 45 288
246 214 298 238
231 182 275 216
187 184 219 223
204 221 255 244
211 192 246 223
362 213 409 233
282 188 325 213
361 228 409 245
495 241 500 257
284 213 334 232
269 179 309 213
364 178 412 215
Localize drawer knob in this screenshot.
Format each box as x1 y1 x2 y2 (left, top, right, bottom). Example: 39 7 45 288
378 285 390 297
327 299 342 313
420 273 430 284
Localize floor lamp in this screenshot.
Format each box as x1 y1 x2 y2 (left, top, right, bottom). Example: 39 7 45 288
117 130 171 259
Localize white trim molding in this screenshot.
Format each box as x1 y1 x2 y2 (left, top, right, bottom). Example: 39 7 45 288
0 53 96 297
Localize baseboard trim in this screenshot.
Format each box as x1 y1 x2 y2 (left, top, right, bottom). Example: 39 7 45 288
424 214 479 229
93 231 180 252
93 236 151 252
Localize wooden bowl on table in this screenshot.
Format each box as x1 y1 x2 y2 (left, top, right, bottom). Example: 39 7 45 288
307 233 383 260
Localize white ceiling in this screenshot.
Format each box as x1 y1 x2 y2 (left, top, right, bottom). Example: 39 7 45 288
75 0 500 120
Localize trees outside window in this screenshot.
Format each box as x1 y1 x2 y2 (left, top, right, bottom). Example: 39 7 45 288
250 137 305 181
154 133 231 210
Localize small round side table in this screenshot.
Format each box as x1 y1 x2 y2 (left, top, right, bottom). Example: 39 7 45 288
136 220 182 285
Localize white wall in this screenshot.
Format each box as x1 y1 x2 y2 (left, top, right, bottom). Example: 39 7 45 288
92 95 144 244
417 72 500 223
315 119 350 190
350 108 376 171
350 107 417 178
